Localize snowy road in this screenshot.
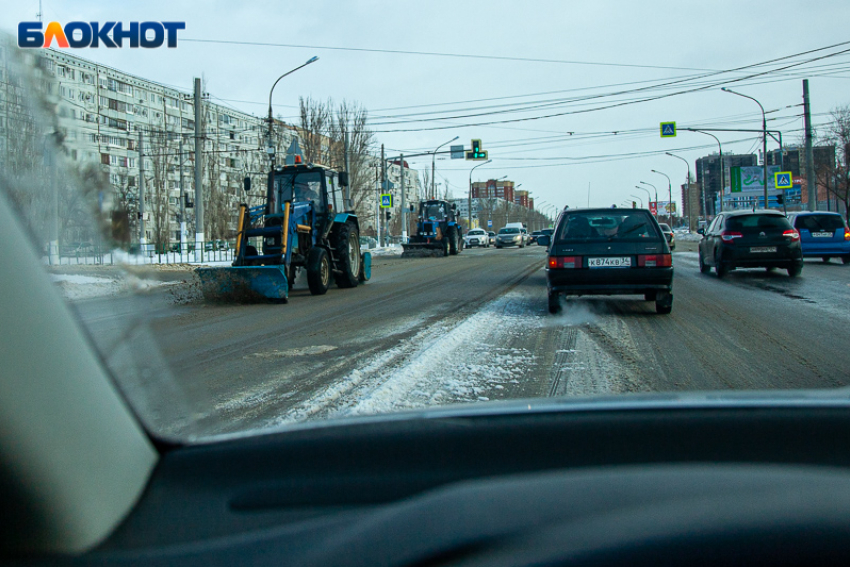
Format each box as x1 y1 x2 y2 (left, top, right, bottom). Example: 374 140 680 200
72 245 850 439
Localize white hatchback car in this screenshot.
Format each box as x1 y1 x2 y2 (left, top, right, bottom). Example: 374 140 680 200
464 228 490 248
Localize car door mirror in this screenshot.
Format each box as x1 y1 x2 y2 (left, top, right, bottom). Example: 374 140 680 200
537 235 550 246
697 228 705 235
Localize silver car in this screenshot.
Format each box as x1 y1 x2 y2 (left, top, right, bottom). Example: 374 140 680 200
495 227 525 248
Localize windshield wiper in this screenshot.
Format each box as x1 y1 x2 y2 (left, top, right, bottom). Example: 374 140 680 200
609 222 647 241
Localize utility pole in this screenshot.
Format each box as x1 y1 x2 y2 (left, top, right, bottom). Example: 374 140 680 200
193 77 203 262
400 154 406 243
375 166 380 246
343 128 351 207
178 135 186 252
803 79 817 211
138 129 146 252
381 144 386 246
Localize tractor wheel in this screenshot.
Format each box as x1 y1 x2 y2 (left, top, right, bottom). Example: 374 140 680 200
333 221 360 288
448 226 460 255
306 247 331 295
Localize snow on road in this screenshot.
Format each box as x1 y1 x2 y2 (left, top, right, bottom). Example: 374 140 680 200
272 287 641 427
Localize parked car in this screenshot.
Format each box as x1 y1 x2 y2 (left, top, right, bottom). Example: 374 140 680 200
487 231 496 246
537 208 673 314
495 227 525 248
658 223 676 250
786 212 850 264
464 228 490 248
698 210 803 278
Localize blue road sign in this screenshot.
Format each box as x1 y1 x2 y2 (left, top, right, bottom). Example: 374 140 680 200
660 122 676 138
380 194 393 208
487 220 493 227
774 171 792 189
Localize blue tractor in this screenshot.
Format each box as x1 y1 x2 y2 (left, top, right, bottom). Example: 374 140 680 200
197 162 370 301
402 199 464 258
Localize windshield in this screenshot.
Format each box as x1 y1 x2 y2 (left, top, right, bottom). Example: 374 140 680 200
277 172 324 208
556 211 660 242
794 215 847 232
422 203 447 220
2 6 850 447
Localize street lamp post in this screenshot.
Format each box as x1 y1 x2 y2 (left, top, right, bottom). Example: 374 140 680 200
639 181 658 213
630 195 644 208
266 57 319 168
634 186 652 212
432 136 459 199
690 130 724 213
469 159 492 230
665 152 694 230
650 170 673 226
722 87 768 209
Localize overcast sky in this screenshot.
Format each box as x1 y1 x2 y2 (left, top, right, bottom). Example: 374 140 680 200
3 0 850 215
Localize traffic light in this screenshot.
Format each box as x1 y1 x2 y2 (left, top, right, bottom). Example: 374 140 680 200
776 194 785 205
465 139 488 160
632 201 637 208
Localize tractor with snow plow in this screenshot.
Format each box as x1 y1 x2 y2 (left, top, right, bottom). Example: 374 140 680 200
401 199 464 258
196 162 370 301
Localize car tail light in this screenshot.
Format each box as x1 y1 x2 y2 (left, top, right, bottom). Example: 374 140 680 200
548 256 580 269
783 229 800 241
844 228 850 241
720 231 743 242
638 254 672 267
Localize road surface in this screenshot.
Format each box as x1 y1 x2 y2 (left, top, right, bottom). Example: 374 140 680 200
71 244 850 440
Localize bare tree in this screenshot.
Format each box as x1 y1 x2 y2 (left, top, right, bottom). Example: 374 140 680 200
817 105 850 222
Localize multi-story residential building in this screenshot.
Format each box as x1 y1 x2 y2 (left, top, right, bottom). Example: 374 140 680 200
2 45 417 248
471 179 515 203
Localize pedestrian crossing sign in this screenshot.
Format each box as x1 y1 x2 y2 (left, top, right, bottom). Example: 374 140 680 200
774 171 792 189
660 122 676 138
380 194 393 208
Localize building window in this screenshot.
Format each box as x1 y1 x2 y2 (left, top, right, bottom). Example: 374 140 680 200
101 153 110 165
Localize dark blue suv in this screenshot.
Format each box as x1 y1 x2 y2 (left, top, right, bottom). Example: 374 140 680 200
786 212 850 264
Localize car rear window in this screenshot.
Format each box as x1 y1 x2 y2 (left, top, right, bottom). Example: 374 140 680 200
499 228 520 234
555 211 662 242
793 215 846 232
725 214 791 233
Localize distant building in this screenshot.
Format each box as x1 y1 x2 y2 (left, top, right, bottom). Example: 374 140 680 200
695 153 757 216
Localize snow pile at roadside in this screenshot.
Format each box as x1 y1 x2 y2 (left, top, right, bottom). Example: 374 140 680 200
677 233 702 242
369 246 403 257
50 272 179 301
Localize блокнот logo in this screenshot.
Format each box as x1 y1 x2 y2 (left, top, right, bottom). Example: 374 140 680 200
18 22 186 48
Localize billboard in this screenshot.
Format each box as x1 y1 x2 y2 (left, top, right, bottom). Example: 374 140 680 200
651 201 677 215
729 165 782 193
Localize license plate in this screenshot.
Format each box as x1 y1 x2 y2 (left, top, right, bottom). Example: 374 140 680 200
812 232 832 238
750 247 777 253
588 257 631 268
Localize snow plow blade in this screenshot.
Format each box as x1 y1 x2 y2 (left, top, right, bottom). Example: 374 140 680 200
401 242 445 258
195 266 289 301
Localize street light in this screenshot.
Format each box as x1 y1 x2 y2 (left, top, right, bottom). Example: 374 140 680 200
266 56 319 167
432 136 459 199
634 186 652 211
650 170 673 226
722 87 768 209
639 181 658 213
469 159 492 230
690 130 724 213
665 152 693 230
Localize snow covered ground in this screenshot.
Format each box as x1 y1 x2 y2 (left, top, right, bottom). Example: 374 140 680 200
49 269 186 301
268 286 644 428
